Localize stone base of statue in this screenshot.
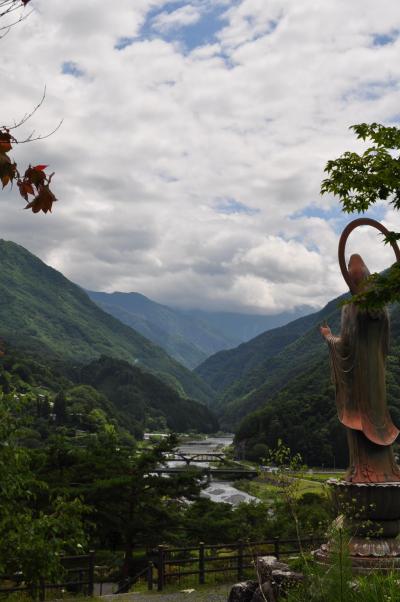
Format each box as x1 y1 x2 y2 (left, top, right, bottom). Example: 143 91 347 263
314 480 400 574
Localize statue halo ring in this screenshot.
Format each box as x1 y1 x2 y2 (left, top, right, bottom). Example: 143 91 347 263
338 217 400 290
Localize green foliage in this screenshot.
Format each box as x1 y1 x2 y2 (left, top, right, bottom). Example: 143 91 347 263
36 431 206 576
235 358 348 467
80 356 219 435
208 298 400 465
0 239 215 403
197 296 343 429
0 394 88 588
321 122 400 307
287 529 400 602
321 123 400 214
0 346 218 439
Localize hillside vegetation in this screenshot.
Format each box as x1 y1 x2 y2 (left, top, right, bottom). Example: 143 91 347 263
0 240 214 403
0 347 218 437
196 296 345 425
195 286 400 465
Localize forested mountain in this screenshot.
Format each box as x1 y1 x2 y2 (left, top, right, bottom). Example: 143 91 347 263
80 356 218 434
195 287 400 466
235 322 400 467
195 296 345 424
0 240 214 403
183 306 312 347
0 347 218 438
87 290 311 369
86 291 234 369
198 291 400 428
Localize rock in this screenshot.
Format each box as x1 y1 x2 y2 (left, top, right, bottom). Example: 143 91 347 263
271 569 304 596
251 581 277 602
228 580 258 602
256 556 290 583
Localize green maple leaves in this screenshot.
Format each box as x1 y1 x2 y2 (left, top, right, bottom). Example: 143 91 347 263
321 122 400 307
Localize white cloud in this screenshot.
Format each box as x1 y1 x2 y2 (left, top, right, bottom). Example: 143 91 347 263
1 0 400 314
152 5 202 32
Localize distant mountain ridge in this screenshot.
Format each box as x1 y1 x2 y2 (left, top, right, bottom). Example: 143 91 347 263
0 239 214 403
86 291 233 369
195 295 347 426
87 290 312 369
197 291 400 432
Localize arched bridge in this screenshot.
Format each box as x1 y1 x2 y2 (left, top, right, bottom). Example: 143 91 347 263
164 452 226 465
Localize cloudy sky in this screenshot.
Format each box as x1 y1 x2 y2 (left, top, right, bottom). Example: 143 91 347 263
1 0 400 314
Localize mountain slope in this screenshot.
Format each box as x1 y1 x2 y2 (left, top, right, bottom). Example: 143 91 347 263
0 240 214 403
87 291 312 369
79 356 219 434
235 310 400 467
86 291 233 369
198 287 400 431
0 347 219 437
183 306 312 346
196 296 343 398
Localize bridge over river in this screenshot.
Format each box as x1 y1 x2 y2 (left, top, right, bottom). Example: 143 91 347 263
157 436 259 495
163 452 226 465
153 466 258 483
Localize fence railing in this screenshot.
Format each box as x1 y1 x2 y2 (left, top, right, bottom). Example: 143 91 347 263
0 552 95 601
144 537 322 592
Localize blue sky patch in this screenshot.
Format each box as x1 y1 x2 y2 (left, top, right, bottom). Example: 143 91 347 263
372 31 399 46
138 2 230 53
115 37 135 50
62 61 85 77
342 79 397 103
215 198 260 215
292 203 387 234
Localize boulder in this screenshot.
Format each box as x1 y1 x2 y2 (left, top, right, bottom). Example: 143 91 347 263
271 569 304 596
228 580 258 602
256 556 290 582
251 581 277 602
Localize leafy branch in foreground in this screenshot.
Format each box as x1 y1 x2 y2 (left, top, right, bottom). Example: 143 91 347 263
321 123 400 307
0 130 57 213
1 3 59 213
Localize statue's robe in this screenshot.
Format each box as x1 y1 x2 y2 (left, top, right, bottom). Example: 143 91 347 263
326 304 400 483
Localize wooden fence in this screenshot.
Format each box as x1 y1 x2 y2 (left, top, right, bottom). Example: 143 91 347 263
0 552 95 600
142 537 322 592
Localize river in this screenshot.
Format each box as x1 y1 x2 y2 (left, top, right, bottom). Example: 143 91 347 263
174 435 258 507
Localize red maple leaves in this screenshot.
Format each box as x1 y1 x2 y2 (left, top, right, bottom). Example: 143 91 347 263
0 128 57 214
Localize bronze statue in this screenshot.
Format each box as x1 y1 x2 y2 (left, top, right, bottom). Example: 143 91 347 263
315 219 400 569
320 218 400 483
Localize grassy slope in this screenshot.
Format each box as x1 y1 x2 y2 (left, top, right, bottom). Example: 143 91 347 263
0 240 214 403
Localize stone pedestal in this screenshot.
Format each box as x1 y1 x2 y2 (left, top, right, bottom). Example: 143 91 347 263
314 480 400 573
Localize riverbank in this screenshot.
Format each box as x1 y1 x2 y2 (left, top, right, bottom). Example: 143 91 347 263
233 470 345 501
172 436 259 506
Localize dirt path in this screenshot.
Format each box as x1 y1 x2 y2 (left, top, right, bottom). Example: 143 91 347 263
100 583 230 601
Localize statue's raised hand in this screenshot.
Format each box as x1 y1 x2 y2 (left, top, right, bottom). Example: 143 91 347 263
320 324 331 339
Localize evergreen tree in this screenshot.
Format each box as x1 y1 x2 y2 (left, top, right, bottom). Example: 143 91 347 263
53 390 67 425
